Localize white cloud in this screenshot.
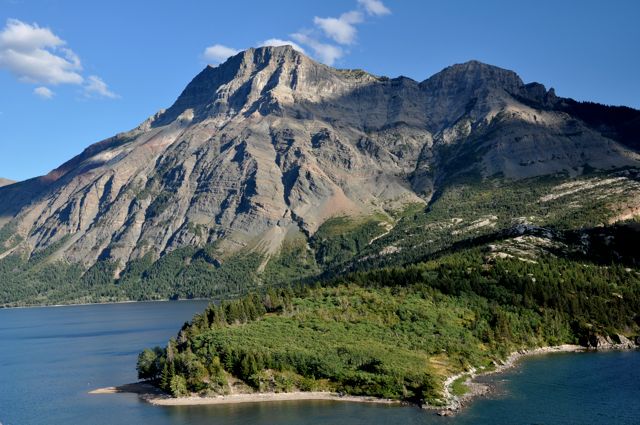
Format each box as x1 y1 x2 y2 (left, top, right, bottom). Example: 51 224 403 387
291 33 343 66
203 44 240 63
313 11 363 45
259 38 306 54
0 19 83 85
0 18 63 51
83 75 118 99
33 86 53 99
358 0 391 16
0 19 117 100
293 1 391 64
201 1 391 67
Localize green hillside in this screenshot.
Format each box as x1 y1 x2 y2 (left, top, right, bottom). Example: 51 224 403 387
137 247 640 405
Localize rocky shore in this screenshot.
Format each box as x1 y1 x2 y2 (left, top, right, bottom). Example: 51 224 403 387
433 337 639 416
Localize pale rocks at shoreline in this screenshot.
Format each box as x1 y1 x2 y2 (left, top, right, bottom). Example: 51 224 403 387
434 341 639 416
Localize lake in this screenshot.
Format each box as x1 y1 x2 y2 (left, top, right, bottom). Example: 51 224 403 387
1 301 638 424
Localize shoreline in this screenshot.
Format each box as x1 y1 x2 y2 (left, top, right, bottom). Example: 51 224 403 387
0 298 212 310
89 383 402 407
150 392 402 406
434 343 639 416
90 344 637 412
432 344 585 415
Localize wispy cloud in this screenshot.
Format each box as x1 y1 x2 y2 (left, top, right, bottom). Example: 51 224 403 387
358 0 391 16
0 19 117 99
84 75 119 99
203 44 240 63
313 11 363 45
33 86 53 99
291 33 343 65
293 0 391 65
201 1 390 67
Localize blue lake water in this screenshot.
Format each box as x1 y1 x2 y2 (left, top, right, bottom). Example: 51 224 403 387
0 301 638 424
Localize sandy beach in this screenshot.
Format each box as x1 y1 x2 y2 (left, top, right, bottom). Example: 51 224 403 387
151 392 401 406
89 383 402 407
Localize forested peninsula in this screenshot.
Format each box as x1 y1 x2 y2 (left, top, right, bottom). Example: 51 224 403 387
136 247 640 408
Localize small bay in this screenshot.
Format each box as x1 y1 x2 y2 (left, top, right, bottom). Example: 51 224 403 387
0 301 638 425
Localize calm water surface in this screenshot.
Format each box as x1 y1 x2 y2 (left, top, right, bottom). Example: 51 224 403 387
1 301 638 424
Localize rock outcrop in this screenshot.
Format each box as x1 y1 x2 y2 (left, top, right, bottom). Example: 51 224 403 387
585 333 639 350
0 46 638 275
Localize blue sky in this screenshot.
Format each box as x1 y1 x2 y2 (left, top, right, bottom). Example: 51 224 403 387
1 0 638 181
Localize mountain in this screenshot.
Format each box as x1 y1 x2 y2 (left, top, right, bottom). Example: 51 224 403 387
0 178 15 187
1 45 639 305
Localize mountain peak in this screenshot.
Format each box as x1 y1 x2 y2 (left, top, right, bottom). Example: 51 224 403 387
240 44 304 63
154 45 319 126
422 60 524 94
204 45 307 72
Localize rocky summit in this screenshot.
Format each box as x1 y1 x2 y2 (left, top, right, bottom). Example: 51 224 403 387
0 45 639 288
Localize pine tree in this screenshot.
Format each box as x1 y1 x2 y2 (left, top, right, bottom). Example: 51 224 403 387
160 361 175 392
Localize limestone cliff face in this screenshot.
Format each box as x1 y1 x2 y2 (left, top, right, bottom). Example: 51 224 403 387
0 46 638 273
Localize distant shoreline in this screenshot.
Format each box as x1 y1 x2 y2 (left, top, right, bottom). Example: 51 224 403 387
0 298 211 310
